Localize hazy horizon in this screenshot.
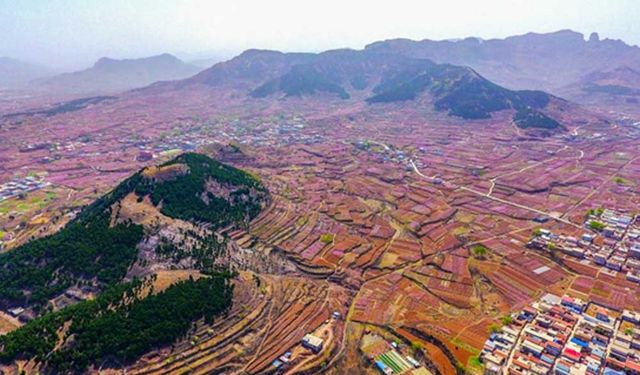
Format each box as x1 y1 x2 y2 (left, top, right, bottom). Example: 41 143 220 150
2 0 640 71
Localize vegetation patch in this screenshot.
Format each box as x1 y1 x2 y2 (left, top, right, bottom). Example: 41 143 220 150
613 176 632 185
0 274 233 372
514 107 561 130
3 96 116 119
587 207 604 217
0 214 143 309
470 245 488 259
467 355 483 373
320 233 334 244
589 220 606 231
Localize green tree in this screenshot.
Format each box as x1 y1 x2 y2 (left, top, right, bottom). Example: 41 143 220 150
411 341 423 353
320 233 334 244
471 245 488 259
614 177 629 185
501 315 513 326
589 221 605 231
624 328 634 336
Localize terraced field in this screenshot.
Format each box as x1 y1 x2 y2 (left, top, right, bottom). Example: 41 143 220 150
126 273 350 375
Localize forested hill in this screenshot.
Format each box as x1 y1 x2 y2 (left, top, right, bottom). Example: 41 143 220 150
0 153 267 313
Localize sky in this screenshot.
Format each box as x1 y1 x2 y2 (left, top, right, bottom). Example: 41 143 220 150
1 0 640 70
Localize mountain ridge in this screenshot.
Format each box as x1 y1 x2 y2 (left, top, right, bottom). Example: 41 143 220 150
36 53 202 94
363 29 640 92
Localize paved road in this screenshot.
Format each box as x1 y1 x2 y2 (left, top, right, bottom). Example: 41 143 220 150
410 160 582 229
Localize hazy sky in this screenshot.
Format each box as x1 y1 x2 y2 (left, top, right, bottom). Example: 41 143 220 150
2 0 639 70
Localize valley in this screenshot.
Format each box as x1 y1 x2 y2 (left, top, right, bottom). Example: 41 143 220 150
0 30 639 375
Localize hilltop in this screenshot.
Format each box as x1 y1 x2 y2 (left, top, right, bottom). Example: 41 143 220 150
0 153 267 314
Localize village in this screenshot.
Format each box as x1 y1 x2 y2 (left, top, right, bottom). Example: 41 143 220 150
481 293 640 374
0 176 49 202
527 209 640 284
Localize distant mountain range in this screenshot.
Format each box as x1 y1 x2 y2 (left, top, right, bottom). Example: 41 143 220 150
0 57 51 88
35 54 202 94
7 30 637 128
4 30 640 102
364 30 640 94
153 29 640 125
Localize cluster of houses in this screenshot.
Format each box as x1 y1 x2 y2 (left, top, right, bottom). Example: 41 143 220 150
225 116 321 148
0 176 49 202
481 294 640 374
608 310 640 374
527 210 640 283
354 139 434 174
144 116 319 153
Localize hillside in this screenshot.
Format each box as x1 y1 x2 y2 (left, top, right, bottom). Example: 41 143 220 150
251 63 351 99
0 153 267 314
366 59 557 121
0 274 233 372
248 49 394 99
37 54 201 94
556 66 640 110
574 66 640 97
